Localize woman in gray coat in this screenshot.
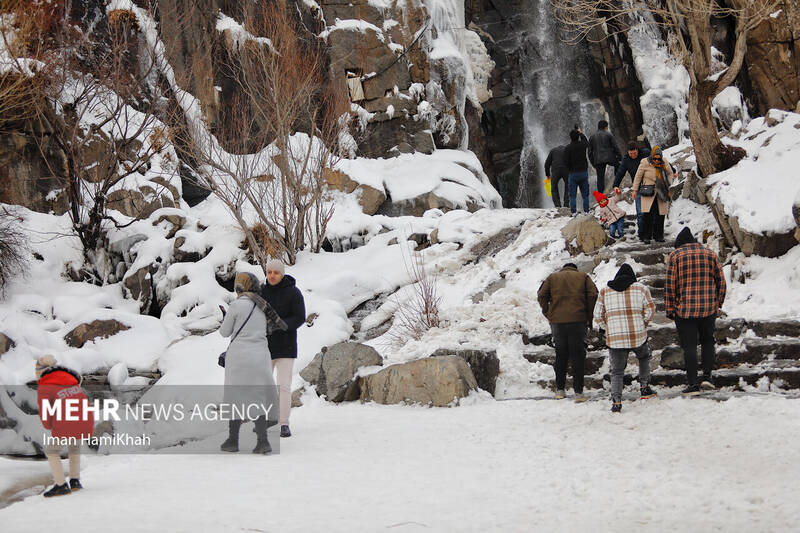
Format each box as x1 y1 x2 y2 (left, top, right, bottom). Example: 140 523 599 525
219 272 287 454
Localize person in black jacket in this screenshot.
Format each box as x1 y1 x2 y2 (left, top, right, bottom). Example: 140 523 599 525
260 259 306 438
544 144 570 208
588 120 621 195
614 142 650 239
565 127 590 215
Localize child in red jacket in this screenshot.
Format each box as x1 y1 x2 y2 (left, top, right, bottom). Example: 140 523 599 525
594 189 627 239
36 355 94 497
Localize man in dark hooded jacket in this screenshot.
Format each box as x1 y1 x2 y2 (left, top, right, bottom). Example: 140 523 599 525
261 259 306 437
588 120 621 194
594 264 657 412
565 127 591 215
544 144 570 208
665 227 726 395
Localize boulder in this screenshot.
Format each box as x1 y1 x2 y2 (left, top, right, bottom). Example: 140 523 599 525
659 345 684 370
561 216 608 255
0 333 16 356
359 356 478 407
431 349 500 395
681 170 709 205
711 197 797 257
377 191 480 218
64 319 131 348
123 265 154 313
152 211 186 239
106 187 176 219
0 130 69 214
357 184 386 215
299 342 383 402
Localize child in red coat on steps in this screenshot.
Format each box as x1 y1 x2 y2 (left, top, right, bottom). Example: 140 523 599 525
594 188 627 239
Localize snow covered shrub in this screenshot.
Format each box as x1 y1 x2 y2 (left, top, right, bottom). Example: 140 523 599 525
0 208 28 294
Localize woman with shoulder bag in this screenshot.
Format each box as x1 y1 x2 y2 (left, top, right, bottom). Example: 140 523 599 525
218 272 287 454
632 146 675 243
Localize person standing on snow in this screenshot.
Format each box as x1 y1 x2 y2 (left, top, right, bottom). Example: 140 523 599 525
36 355 94 497
537 263 598 402
544 144 570 208
593 264 657 413
260 259 306 439
632 146 675 243
219 272 285 454
665 227 727 395
588 120 621 195
593 188 627 240
565 126 591 216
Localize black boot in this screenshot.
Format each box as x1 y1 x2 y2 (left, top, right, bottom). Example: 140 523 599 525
43 483 71 498
280 425 291 438
252 416 272 454
220 420 242 452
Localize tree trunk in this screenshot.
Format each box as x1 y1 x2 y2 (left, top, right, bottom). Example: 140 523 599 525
688 82 726 178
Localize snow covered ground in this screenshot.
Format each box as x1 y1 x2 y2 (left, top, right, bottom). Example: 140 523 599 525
2 394 800 531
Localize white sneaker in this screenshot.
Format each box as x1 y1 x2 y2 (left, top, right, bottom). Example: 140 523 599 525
574 392 588 403
555 389 566 400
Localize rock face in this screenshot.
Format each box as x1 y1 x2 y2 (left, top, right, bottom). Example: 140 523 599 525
123 265 154 314
323 168 387 215
561 216 608 255
0 128 69 214
377 192 480 218
299 342 383 402
64 319 131 348
743 1 800 116
359 356 478 407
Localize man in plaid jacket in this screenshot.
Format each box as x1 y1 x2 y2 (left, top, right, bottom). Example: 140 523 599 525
666 227 727 394
594 264 657 412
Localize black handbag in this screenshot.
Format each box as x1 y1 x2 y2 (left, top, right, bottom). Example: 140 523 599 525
639 184 655 197
218 303 256 367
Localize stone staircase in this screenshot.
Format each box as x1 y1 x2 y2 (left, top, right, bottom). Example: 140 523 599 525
523 219 800 393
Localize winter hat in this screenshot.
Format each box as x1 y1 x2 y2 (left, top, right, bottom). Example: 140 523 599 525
35 354 57 379
593 191 608 206
607 263 637 292
234 272 260 294
265 259 285 276
674 227 697 249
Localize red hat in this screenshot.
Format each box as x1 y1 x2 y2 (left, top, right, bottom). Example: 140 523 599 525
593 191 608 205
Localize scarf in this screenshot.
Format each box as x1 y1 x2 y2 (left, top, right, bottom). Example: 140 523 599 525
240 292 288 334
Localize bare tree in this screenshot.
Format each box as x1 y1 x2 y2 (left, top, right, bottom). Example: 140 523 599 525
386 246 442 346
0 207 29 294
550 0 780 177
173 1 349 266
21 5 174 280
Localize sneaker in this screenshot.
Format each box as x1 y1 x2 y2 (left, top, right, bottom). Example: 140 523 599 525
280 425 291 438
68 478 83 491
43 483 71 498
681 384 701 396
611 402 622 413
555 389 566 400
700 379 715 391
641 238 651 244
573 392 588 403
640 385 657 399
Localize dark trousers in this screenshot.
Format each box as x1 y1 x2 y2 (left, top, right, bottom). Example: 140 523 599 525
568 171 590 214
640 198 665 240
551 169 569 208
551 322 587 393
676 315 717 386
593 163 618 194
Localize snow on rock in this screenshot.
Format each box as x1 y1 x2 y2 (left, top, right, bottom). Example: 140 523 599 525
705 110 800 256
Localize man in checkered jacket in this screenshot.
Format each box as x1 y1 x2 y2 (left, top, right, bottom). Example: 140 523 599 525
666 227 727 394
594 263 657 412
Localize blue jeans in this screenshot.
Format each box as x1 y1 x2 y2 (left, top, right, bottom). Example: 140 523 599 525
568 171 590 214
609 218 625 238
635 194 643 238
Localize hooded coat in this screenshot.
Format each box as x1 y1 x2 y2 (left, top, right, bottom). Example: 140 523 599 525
37 367 95 440
594 264 656 349
260 275 306 359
